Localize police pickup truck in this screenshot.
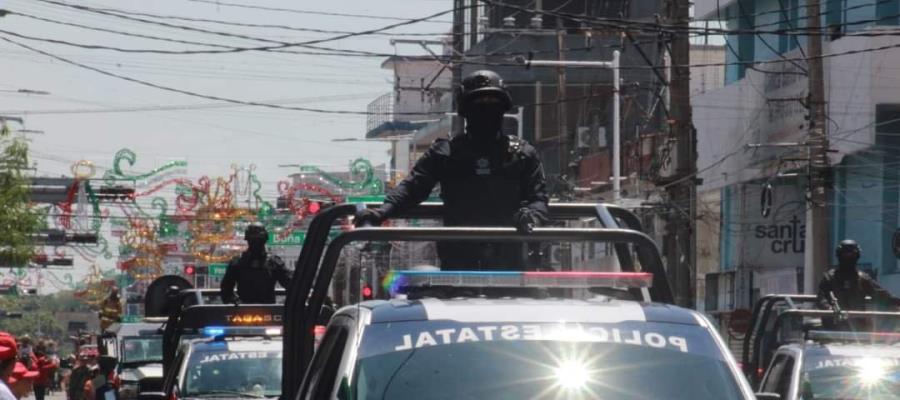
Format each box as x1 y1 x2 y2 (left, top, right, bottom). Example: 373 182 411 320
278 201 770 399
298 270 757 399
759 331 900 399
139 304 284 400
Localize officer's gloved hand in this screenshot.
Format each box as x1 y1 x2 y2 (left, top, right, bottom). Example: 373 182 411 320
513 208 547 233
354 208 387 227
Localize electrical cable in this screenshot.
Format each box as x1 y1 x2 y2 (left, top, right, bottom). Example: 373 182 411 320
33 0 461 49
0 35 442 116
184 0 452 24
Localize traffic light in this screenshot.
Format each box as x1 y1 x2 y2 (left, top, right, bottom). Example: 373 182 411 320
183 264 195 276
362 283 374 300
308 200 321 214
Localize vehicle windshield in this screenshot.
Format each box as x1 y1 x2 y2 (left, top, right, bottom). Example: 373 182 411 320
183 342 282 399
802 354 900 400
352 321 746 399
122 337 163 364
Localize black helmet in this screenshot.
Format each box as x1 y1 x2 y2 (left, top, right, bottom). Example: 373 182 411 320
456 70 513 118
835 239 860 256
244 222 269 242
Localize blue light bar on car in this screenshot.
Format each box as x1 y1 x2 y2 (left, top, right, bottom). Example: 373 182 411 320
203 327 226 337
201 326 282 337
385 270 653 294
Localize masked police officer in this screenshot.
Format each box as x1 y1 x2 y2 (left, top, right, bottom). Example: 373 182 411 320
817 239 900 311
354 70 549 270
220 223 291 304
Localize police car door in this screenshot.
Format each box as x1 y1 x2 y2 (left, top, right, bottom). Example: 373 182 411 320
300 316 358 400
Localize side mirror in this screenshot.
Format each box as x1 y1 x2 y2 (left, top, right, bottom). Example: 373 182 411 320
755 393 781 400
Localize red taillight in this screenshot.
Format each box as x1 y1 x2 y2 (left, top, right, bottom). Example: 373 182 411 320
757 368 765 378
314 325 327 336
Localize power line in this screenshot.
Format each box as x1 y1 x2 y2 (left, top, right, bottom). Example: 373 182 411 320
33 0 459 49
0 35 441 116
481 0 900 38
70 6 455 37
184 0 453 24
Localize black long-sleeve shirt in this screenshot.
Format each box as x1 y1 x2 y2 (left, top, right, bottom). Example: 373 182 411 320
817 268 900 311
220 252 291 304
383 135 549 226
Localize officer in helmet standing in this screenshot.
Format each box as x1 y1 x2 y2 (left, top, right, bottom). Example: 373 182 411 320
817 239 900 311
220 223 291 304
355 70 549 270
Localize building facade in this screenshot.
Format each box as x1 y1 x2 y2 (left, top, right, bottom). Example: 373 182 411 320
694 0 900 318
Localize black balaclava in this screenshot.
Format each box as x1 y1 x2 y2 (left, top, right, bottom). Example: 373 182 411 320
465 95 507 144
835 239 860 272
245 223 268 259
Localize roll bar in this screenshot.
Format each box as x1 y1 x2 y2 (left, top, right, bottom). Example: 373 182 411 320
742 294 817 381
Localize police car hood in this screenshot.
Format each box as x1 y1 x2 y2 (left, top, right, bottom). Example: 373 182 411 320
364 297 701 326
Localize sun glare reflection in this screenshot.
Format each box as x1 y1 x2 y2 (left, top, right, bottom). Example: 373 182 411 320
856 357 888 387
554 359 590 390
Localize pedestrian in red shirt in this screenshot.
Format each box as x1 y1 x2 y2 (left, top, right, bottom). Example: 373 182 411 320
33 340 58 400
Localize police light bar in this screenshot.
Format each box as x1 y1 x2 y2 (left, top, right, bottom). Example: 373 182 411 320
385 270 652 294
202 326 283 338
807 330 900 344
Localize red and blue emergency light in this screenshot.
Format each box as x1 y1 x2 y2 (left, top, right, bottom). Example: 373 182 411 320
383 270 653 295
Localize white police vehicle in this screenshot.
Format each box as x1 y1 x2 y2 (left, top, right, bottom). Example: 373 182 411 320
759 331 900 400
100 321 164 400
162 334 283 400
138 304 284 400
298 270 757 399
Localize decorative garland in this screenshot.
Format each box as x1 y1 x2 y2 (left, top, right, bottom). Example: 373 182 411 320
297 158 384 195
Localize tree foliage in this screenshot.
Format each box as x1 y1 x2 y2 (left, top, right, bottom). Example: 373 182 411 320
0 291 93 355
0 122 41 266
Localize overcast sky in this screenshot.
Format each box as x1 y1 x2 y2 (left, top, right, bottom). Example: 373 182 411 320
0 0 450 289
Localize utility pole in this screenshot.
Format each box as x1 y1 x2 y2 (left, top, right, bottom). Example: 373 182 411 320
804 0 831 293
664 0 696 308
557 29 569 184
451 0 465 137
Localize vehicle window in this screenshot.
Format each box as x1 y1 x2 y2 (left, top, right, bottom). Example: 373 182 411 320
307 326 349 400
122 337 163 364
182 342 283 398
776 356 795 400
801 354 900 400
761 355 788 394
164 351 186 394
352 321 745 399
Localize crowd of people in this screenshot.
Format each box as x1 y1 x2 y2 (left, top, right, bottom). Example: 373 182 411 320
0 332 118 400
0 332 59 400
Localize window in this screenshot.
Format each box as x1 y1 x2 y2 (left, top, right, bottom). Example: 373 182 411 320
877 0 900 26
304 324 350 400
776 356 796 399
761 354 789 394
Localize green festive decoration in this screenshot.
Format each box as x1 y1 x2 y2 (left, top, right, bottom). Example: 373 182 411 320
104 148 187 183
298 158 384 195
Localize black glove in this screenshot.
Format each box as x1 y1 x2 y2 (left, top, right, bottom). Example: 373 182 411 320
354 208 387 227
513 208 547 233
